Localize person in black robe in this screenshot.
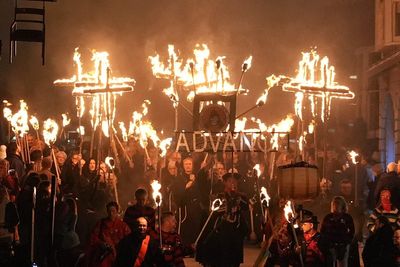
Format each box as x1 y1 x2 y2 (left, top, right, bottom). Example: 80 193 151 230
196 172 248 267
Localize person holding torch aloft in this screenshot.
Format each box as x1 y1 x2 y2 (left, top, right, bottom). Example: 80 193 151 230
196 172 248 267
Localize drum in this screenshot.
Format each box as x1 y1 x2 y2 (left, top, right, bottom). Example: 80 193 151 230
277 162 319 200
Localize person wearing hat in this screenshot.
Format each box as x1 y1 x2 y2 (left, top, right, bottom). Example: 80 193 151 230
196 172 248 267
297 211 325 267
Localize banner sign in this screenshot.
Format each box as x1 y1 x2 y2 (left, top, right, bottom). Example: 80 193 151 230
174 131 289 153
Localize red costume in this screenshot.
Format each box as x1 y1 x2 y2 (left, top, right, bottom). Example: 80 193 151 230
86 217 131 267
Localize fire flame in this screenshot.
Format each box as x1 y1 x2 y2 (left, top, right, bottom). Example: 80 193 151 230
105 156 115 170
260 187 270 207
256 74 286 106
118 122 128 142
281 50 354 122
62 113 71 127
54 48 135 135
29 116 40 131
159 137 173 158
77 126 85 136
43 119 59 146
348 150 358 165
3 107 12 122
284 200 294 222
149 44 249 104
151 180 162 206
253 164 262 177
11 100 29 137
308 121 315 134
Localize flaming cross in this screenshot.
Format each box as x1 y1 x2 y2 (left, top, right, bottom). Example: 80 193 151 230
54 48 136 138
54 48 135 96
149 44 252 103
281 50 354 122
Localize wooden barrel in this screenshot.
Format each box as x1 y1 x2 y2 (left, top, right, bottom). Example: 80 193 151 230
277 163 319 200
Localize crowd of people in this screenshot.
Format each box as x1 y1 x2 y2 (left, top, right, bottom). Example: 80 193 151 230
0 133 400 267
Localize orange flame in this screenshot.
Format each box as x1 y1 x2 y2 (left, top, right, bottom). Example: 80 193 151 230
260 187 270 206
151 180 162 206
348 150 358 165
149 44 246 104
11 100 29 137
3 107 12 122
77 126 85 136
159 138 172 158
62 113 71 127
29 116 40 131
253 164 262 177
43 119 59 146
284 200 294 222
281 50 354 122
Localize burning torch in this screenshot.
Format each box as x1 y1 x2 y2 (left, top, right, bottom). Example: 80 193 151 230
105 156 119 206
284 200 304 267
151 180 163 246
348 150 359 207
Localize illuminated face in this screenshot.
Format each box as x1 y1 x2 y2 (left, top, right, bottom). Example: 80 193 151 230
380 190 391 205
301 222 313 234
137 217 148 235
215 163 226 178
183 159 193 174
99 162 108 177
56 155 66 166
89 159 96 171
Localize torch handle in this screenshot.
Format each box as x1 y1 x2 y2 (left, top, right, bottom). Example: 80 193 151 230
195 210 214 246
289 222 304 267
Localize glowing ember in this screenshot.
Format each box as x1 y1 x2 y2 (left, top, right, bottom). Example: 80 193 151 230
260 187 270 207
348 150 358 165
43 119 59 146
211 198 223 211
151 180 162 206
62 113 71 127
29 116 39 131
284 200 294 222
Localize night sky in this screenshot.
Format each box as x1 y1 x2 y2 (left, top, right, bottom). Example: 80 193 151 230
0 0 374 133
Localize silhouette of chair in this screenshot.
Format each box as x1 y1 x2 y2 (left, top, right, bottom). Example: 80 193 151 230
10 0 46 65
